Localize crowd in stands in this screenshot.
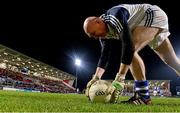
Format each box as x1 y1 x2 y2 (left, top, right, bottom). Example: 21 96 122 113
0 67 76 93
122 80 172 97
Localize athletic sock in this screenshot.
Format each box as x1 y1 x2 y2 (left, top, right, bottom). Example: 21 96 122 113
135 80 150 100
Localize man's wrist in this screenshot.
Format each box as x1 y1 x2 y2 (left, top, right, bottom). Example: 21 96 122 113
112 81 124 91
92 74 101 80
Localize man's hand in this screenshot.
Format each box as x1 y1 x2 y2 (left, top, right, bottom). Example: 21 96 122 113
85 75 100 98
110 73 125 103
110 81 125 103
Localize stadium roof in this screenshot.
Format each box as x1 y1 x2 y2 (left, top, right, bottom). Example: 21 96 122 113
0 44 75 81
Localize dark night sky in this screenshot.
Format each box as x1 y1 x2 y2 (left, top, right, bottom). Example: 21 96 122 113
0 1 180 93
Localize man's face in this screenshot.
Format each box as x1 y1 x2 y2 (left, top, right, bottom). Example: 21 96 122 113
87 24 105 39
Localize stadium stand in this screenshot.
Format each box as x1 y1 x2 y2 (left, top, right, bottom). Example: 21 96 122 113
122 80 172 97
99 79 172 97
0 44 76 93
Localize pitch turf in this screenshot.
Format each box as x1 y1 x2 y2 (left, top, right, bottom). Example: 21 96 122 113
0 90 180 112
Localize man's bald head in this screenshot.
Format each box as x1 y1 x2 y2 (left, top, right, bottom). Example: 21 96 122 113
83 16 98 36
83 16 107 38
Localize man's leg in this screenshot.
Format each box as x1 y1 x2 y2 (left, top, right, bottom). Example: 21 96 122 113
111 26 160 104
128 26 159 82
130 52 146 81
128 52 151 105
154 38 180 76
124 26 159 104
117 26 159 80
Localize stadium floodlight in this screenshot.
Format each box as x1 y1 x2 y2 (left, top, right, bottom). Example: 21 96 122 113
75 58 81 67
74 58 82 91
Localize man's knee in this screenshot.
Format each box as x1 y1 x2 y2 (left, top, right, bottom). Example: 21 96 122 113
130 52 144 67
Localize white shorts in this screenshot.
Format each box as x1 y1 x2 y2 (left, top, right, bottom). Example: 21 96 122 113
117 4 170 49
138 5 170 49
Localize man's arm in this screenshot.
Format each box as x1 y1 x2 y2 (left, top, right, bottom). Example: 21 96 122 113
87 40 112 83
112 7 135 75
106 7 134 73
119 23 134 75
94 67 105 78
85 39 112 97
96 39 122 77
97 39 111 69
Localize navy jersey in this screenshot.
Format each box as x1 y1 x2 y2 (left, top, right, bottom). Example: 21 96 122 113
99 5 135 67
97 39 122 69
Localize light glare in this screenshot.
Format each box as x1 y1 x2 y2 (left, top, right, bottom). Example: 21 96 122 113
75 59 81 66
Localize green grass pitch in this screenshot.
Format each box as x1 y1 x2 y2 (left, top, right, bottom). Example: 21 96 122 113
0 90 180 112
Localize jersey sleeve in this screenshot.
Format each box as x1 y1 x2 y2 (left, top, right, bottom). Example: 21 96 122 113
97 39 111 69
106 7 135 65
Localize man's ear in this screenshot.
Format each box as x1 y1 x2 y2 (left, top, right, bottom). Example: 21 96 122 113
95 18 102 24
